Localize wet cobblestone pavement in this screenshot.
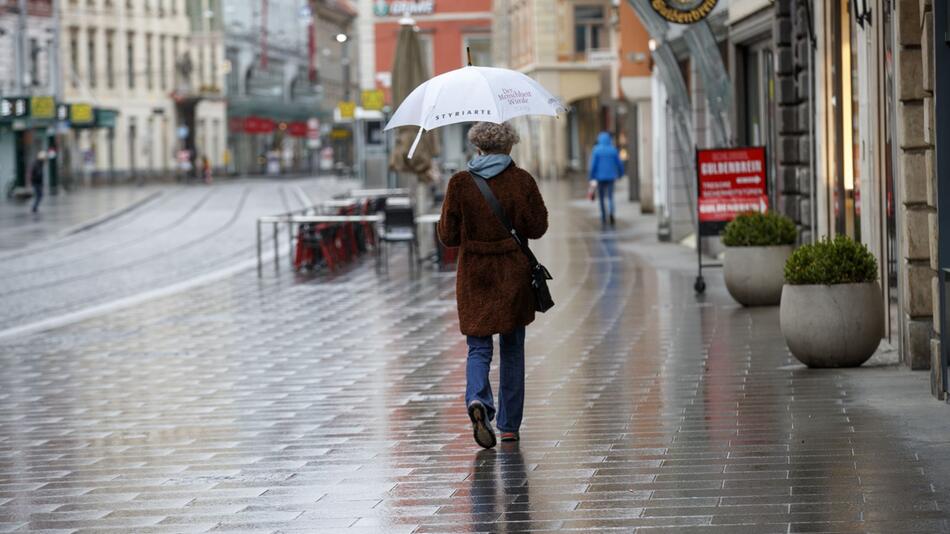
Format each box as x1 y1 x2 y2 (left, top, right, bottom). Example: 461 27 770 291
2 184 950 533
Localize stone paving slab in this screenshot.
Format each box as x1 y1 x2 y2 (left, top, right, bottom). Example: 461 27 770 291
0 182 949 533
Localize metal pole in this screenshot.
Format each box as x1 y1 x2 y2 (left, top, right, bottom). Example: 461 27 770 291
288 220 294 267
257 219 262 276
273 222 279 269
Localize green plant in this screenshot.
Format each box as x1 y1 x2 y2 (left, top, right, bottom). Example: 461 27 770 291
784 235 878 285
721 212 797 247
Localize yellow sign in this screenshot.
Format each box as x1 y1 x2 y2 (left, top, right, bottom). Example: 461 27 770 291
650 0 718 24
70 104 94 125
361 89 385 111
338 101 356 119
30 96 56 120
330 128 351 139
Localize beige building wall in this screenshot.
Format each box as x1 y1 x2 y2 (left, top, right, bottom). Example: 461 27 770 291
891 0 938 372
60 0 226 179
493 0 614 180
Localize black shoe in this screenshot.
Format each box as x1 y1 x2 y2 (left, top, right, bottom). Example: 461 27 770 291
467 401 496 449
609 214 615 226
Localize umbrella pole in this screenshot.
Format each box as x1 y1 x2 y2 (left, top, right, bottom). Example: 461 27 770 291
407 127 425 159
467 47 472 66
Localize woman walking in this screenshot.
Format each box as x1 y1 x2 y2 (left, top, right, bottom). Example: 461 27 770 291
438 122 549 449
589 131 624 227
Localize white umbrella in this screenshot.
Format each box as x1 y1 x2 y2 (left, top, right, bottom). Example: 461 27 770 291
384 65 565 158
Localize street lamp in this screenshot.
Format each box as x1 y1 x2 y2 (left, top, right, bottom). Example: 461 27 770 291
337 33 350 101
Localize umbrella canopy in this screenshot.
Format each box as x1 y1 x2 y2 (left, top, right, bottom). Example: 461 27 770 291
389 20 438 178
385 66 565 158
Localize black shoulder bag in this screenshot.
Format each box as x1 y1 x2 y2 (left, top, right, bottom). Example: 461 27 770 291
471 175 554 313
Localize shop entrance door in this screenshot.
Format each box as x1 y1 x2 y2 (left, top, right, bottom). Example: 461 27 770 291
739 40 777 209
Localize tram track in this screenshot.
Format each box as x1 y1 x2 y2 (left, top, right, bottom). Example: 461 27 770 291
0 186 253 298
0 187 218 278
0 187 185 262
0 177 356 332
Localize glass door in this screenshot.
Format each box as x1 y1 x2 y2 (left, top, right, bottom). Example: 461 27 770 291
741 41 777 209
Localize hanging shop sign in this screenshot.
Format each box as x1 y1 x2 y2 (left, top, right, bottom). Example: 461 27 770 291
94 108 118 129
373 0 435 17
243 117 277 134
650 0 718 25
287 122 308 137
361 89 385 111
30 96 56 120
696 146 768 236
0 97 31 122
330 128 351 140
69 104 95 126
337 101 356 120
307 118 321 148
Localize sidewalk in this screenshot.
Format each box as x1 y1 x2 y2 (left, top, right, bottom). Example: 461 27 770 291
0 179 948 533
0 185 162 252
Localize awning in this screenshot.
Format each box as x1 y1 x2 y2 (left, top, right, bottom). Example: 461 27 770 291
227 97 331 123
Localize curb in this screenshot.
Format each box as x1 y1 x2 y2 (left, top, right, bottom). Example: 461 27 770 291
60 190 164 237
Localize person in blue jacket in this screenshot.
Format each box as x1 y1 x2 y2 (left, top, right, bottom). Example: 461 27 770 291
588 131 624 227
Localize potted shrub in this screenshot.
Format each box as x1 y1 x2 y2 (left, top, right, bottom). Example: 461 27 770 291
721 212 797 306
780 235 883 368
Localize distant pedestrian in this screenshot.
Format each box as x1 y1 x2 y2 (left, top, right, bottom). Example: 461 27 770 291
201 155 212 184
30 152 46 213
438 121 549 449
588 131 624 227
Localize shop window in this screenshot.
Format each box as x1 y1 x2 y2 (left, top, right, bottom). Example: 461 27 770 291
574 5 605 54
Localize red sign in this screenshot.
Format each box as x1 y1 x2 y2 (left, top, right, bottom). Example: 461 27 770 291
287 121 308 137
696 146 768 228
243 116 276 134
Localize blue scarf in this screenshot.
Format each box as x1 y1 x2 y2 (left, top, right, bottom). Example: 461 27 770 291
467 154 512 179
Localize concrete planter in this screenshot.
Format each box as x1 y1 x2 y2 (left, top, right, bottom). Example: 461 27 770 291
723 245 793 306
779 282 884 368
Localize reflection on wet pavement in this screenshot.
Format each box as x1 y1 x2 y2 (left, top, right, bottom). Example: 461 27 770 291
0 182 948 533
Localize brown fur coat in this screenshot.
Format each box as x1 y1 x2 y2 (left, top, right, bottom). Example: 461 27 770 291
438 165 549 337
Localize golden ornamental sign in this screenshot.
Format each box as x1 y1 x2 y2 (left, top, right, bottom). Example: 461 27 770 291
650 0 718 24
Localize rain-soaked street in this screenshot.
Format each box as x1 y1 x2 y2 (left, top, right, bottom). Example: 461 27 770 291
2 181 950 533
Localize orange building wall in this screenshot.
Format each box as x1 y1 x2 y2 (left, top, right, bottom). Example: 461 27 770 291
373 0 492 104
618 1 652 79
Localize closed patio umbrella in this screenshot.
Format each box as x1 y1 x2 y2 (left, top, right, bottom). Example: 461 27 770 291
389 18 438 182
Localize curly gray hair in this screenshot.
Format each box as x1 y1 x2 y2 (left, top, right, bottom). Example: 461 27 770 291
467 122 520 154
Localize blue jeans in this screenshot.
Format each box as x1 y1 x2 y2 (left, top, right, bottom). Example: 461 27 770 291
466 326 525 433
597 180 615 223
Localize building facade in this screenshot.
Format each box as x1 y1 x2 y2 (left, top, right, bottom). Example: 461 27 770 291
362 0 491 175
56 0 227 183
491 0 607 180
634 0 948 397
223 0 356 176
0 0 58 195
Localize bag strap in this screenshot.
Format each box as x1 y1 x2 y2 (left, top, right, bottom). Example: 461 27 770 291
470 173 540 266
